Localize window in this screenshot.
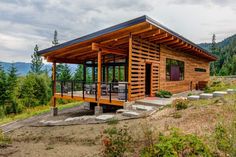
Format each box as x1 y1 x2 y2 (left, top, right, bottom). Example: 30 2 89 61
166 58 184 81
195 68 206 72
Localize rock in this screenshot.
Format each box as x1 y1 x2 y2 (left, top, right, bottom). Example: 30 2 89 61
213 91 227 97
199 93 213 99
132 105 153 111
227 89 236 94
65 116 95 122
95 115 115 121
187 95 200 100
122 111 139 117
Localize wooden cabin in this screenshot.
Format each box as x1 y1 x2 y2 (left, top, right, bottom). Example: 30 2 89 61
38 15 217 112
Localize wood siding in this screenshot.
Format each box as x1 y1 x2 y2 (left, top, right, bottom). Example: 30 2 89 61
129 38 160 101
159 46 210 93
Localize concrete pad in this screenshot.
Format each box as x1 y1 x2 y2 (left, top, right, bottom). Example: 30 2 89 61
122 111 139 117
116 109 129 114
65 116 95 122
200 93 213 99
95 106 103 116
40 120 63 125
95 115 115 121
187 95 200 100
227 89 236 94
132 105 153 111
213 91 228 97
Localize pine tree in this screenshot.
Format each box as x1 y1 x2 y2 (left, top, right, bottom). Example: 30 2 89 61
210 34 217 76
73 65 83 81
0 65 7 110
5 64 19 114
52 30 59 46
30 44 44 74
58 64 71 81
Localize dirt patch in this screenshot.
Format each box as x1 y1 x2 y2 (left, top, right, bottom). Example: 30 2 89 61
2 93 236 156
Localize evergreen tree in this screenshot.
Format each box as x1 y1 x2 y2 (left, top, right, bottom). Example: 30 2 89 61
58 64 71 81
5 64 19 114
210 34 217 76
0 65 7 111
52 30 59 46
31 44 44 74
73 64 83 81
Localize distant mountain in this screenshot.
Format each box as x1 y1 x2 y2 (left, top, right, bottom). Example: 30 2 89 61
198 34 236 75
0 62 77 76
198 34 236 51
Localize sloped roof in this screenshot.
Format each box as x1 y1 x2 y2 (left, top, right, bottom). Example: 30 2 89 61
38 15 217 61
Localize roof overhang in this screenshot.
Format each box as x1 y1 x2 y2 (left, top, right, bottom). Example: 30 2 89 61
38 15 217 63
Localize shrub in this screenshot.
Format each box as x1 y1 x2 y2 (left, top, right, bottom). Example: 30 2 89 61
141 129 212 157
156 90 172 98
101 125 133 157
213 122 236 156
107 118 119 125
172 99 189 110
0 129 11 148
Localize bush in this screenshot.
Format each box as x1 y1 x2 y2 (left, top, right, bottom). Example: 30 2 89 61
156 90 172 98
101 125 133 157
172 99 189 110
0 129 11 148
141 129 212 157
213 122 236 156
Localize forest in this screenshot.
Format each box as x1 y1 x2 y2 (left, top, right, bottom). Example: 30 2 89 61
199 34 236 76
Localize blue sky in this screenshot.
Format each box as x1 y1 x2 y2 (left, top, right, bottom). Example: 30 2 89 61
0 0 235 62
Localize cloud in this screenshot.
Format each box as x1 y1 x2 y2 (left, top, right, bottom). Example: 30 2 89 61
0 0 235 62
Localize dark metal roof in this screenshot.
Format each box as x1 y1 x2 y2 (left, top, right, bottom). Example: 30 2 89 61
38 15 216 60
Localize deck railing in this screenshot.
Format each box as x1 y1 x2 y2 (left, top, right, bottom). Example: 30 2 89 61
53 80 128 102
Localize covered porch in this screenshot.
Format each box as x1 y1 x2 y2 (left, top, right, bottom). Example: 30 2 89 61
51 42 130 108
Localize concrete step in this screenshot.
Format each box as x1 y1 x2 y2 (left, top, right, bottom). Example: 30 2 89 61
187 95 200 100
135 98 172 107
213 91 227 97
199 93 213 99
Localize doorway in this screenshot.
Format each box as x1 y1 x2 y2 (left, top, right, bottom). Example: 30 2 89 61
145 63 151 96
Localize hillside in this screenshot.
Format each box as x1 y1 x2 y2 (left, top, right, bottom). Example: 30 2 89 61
198 34 236 75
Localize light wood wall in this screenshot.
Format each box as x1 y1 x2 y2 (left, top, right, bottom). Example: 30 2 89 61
159 45 210 93
129 38 160 101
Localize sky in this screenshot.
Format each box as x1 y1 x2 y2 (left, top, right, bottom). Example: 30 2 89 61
0 0 235 62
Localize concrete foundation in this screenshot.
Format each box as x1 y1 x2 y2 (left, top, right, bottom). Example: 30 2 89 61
51 107 58 116
94 106 103 116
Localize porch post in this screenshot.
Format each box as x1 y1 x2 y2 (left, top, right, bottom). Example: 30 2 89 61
83 62 86 82
106 65 109 84
92 60 95 82
97 51 102 103
128 34 132 101
113 56 115 80
51 62 58 116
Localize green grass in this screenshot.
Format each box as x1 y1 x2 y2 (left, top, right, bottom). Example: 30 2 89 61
0 102 83 126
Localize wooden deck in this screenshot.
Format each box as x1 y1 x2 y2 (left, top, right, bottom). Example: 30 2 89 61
54 92 126 106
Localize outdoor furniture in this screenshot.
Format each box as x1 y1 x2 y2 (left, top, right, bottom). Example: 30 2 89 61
118 82 127 100
91 84 96 95
101 84 107 96
84 84 91 94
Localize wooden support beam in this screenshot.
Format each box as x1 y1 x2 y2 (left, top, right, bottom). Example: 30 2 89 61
92 42 127 56
156 36 175 44
83 62 86 82
128 34 132 101
47 57 84 64
52 62 57 108
97 50 102 104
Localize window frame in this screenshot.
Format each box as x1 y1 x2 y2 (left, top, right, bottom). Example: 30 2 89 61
166 58 185 81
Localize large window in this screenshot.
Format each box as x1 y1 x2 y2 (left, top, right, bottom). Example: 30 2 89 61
166 58 184 81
